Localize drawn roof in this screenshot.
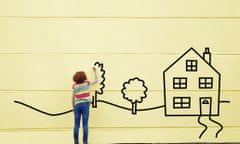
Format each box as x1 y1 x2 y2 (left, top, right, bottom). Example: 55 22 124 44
163 47 220 76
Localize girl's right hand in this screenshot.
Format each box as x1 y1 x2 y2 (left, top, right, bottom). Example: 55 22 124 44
93 67 96 72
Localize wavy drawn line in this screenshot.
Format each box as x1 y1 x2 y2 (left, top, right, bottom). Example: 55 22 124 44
137 105 165 111
197 115 208 139
14 100 73 116
209 116 223 138
14 99 165 116
97 99 165 112
97 100 131 111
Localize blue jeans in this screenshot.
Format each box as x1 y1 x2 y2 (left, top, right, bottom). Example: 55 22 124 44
73 102 89 144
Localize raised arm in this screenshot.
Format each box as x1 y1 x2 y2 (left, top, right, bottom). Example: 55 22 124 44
90 67 98 85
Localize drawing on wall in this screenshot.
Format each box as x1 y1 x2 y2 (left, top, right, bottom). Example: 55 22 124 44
163 47 230 138
14 47 230 139
163 47 220 116
92 61 106 108
14 61 106 116
94 76 163 114
121 77 148 114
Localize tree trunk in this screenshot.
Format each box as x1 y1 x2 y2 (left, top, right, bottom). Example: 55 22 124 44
92 94 97 108
132 102 137 115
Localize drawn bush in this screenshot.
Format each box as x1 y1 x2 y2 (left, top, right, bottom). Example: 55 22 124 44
92 61 106 108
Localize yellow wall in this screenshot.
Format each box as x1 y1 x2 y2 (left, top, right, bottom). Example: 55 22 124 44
0 0 240 143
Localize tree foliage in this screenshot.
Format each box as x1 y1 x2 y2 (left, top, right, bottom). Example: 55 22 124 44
121 77 148 104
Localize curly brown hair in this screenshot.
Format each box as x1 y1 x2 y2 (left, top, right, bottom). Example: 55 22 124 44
73 71 87 84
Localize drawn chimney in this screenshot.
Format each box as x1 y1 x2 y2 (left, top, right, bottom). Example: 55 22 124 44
203 47 211 65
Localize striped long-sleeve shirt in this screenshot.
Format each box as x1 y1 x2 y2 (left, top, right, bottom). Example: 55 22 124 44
72 81 91 105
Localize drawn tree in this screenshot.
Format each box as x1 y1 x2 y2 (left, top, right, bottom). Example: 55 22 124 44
92 61 106 108
121 77 148 114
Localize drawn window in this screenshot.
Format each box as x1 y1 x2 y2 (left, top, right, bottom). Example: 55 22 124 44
173 97 191 109
173 77 187 89
199 77 213 89
186 60 198 72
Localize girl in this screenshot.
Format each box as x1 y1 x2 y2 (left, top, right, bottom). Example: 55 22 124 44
72 67 98 144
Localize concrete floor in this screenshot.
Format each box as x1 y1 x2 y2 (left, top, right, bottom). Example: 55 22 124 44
0 127 239 144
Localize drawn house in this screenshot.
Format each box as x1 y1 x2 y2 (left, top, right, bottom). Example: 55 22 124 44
163 47 221 116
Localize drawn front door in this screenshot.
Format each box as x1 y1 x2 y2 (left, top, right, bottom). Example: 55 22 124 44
200 97 212 116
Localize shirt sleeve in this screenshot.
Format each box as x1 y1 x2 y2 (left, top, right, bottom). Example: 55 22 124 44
86 80 90 86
